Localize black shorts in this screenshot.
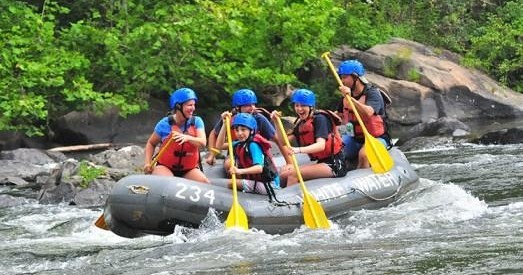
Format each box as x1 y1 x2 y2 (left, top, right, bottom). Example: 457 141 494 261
318 152 347 177
157 163 194 177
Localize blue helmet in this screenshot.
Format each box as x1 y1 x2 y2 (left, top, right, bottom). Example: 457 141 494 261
169 88 198 109
291 89 316 106
337 60 369 83
232 89 257 107
232 113 257 133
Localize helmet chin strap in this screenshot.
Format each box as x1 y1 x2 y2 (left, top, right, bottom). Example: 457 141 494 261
350 75 357 93
174 105 190 134
307 106 314 118
176 104 188 121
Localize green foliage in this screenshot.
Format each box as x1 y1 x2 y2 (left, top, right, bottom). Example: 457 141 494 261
0 1 147 136
333 1 405 49
78 161 106 188
407 68 422 83
383 47 412 79
463 1 523 93
189 0 343 92
1 0 521 140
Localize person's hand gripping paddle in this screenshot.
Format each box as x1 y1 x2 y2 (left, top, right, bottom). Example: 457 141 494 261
321 52 394 173
274 114 330 229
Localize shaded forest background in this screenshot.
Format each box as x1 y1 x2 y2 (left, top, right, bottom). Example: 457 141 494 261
1 0 521 137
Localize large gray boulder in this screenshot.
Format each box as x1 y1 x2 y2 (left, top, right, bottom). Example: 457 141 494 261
329 38 523 139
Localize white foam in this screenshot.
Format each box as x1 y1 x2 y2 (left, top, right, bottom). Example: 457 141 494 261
346 179 488 240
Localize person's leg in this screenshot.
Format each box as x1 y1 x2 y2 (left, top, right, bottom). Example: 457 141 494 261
184 168 210 183
286 163 333 186
357 147 369 169
343 134 362 168
152 165 174 176
232 179 269 195
278 164 294 188
227 178 243 190
223 158 232 173
358 138 388 169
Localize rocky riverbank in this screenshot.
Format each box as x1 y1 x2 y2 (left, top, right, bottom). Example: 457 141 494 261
1 125 522 209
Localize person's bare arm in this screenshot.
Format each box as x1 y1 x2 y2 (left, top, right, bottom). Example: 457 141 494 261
205 129 218 165
215 111 232 150
143 133 161 173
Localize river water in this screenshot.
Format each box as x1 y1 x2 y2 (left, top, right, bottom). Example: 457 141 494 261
1 143 522 274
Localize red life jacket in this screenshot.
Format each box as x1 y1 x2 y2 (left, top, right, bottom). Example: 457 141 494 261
294 110 343 161
234 134 277 183
342 91 386 138
157 117 200 171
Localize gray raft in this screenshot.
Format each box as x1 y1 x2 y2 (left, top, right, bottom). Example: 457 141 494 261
101 147 419 238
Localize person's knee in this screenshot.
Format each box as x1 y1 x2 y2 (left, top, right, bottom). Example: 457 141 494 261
358 147 366 158
153 166 172 176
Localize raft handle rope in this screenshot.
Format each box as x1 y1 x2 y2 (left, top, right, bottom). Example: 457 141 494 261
269 176 403 207
352 177 403 201
129 185 150 195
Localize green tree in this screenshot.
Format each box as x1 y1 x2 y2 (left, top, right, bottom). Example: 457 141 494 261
2 0 522 139
0 1 143 136
464 1 523 92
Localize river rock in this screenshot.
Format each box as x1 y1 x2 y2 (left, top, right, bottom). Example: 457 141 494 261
473 126 523 145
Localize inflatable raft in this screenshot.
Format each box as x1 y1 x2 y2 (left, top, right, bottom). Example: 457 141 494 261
100 147 418 238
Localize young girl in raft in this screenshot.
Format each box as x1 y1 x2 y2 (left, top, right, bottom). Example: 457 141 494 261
215 112 280 195
271 88 347 187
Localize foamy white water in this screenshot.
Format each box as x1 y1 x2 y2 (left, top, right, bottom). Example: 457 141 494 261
1 143 522 274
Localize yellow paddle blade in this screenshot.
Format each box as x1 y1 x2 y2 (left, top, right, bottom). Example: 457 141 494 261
273 116 330 229
225 201 249 230
364 134 394 174
321 51 394 173
224 115 249 231
302 193 330 229
94 214 109 230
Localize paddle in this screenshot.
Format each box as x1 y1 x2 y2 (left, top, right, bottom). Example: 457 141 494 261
224 115 249 230
274 115 330 229
321 52 394 173
94 213 108 230
94 133 176 230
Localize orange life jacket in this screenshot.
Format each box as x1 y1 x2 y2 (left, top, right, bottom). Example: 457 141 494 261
157 117 200 171
342 89 387 138
294 110 343 161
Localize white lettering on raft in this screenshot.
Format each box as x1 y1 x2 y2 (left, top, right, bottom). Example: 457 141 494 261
351 173 397 193
293 173 399 202
175 183 215 205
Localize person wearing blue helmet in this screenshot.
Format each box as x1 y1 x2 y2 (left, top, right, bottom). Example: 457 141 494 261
144 87 209 183
205 88 290 166
215 113 280 195
271 89 346 187
336 59 392 169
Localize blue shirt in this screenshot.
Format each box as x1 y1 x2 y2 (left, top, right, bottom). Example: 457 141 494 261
154 116 205 141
